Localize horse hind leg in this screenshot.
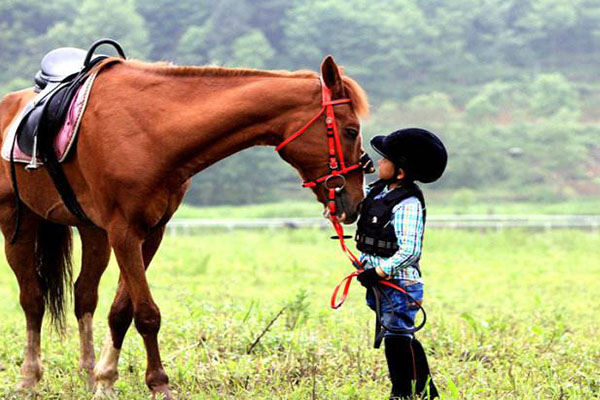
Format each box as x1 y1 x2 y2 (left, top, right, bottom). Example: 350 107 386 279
0 205 67 389
2 216 44 388
74 226 111 390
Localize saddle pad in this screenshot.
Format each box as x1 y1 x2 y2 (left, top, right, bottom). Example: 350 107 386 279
1 72 98 164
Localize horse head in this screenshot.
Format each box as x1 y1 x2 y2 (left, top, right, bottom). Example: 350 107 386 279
276 56 371 224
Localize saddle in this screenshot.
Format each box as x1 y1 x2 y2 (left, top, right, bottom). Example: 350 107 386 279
9 39 126 229
34 47 88 92
16 39 126 162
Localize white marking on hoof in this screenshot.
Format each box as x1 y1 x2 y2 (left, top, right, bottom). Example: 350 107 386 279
78 313 96 389
92 386 118 400
93 333 121 395
151 385 173 400
18 330 43 388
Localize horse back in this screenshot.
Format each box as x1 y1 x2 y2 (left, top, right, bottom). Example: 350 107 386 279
0 89 36 144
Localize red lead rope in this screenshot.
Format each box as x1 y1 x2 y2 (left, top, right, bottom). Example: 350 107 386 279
328 206 410 309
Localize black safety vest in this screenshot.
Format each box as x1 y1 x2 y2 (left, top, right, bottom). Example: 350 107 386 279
355 180 426 258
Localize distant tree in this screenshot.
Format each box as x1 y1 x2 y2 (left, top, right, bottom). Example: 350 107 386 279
176 0 254 66
527 73 580 118
434 123 511 189
363 93 457 135
248 0 300 61
465 81 524 121
135 0 210 61
514 0 578 64
572 0 600 58
0 0 78 85
2 0 599 201
185 148 297 206
283 0 436 99
406 92 457 117
508 119 592 199
230 30 275 69
0 78 31 97
32 0 151 59
176 25 212 65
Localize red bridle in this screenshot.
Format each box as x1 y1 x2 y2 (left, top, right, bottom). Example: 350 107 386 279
275 78 364 218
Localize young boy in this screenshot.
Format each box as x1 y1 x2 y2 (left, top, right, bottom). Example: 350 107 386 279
355 128 447 399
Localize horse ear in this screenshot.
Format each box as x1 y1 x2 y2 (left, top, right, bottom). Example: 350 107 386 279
320 55 344 98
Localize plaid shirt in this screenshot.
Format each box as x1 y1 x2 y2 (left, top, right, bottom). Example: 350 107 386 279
359 185 424 282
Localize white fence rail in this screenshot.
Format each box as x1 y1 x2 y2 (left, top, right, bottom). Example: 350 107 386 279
166 215 600 235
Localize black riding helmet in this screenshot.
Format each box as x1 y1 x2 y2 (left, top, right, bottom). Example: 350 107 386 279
370 128 447 183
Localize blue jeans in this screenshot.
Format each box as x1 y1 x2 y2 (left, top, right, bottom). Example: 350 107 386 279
365 281 424 338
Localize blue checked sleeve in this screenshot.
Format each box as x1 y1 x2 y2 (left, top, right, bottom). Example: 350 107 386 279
379 199 424 276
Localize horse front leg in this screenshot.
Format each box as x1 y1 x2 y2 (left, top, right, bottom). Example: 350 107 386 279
95 225 170 399
75 226 111 390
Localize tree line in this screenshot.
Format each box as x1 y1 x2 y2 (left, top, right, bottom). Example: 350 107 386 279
1 0 599 204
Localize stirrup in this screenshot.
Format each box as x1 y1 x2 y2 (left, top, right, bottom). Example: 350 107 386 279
25 135 40 170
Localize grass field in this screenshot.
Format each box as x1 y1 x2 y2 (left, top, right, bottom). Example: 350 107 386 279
0 229 599 399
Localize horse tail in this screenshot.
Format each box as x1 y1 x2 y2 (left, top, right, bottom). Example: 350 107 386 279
36 220 73 332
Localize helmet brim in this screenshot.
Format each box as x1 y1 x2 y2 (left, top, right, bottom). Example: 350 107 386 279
370 135 390 159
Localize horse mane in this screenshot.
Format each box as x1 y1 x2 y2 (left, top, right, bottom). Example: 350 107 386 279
92 58 369 117
341 75 369 118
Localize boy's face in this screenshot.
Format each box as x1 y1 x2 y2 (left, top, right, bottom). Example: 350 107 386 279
377 157 396 180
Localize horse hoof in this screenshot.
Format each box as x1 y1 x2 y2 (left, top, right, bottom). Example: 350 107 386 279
93 366 119 398
17 379 39 390
79 367 96 391
151 385 174 400
92 387 118 400
86 375 96 392
18 363 43 389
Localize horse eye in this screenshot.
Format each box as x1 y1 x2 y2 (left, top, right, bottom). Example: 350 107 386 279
346 128 359 139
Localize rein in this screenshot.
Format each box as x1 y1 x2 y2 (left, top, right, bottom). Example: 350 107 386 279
275 77 426 348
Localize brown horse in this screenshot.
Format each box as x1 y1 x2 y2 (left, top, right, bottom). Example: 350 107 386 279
0 55 369 398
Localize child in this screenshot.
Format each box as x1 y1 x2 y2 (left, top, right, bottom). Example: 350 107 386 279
355 128 447 399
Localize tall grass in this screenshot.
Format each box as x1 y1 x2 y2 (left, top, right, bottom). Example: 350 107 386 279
0 229 598 399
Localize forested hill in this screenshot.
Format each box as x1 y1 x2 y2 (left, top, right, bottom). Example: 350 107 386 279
1 0 599 205
2 0 600 101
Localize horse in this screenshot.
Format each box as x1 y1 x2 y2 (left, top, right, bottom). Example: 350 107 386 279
0 55 369 398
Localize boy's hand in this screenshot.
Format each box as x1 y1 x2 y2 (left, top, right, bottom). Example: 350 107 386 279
357 268 384 288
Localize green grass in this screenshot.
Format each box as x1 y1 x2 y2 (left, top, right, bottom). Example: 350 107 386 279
1 229 599 399
430 197 600 215
174 197 600 219
174 202 324 219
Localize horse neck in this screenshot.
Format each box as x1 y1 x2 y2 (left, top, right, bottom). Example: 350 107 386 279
139 72 321 187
